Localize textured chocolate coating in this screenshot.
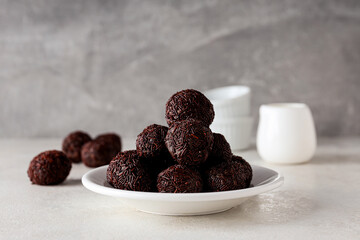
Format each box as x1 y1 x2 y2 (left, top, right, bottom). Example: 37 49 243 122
207 156 252 191
62 131 92 163
231 155 253 188
136 124 173 176
95 133 121 153
136 124 168 158
27 150 72 185
140 153 176 179
205 133 232 168
81 140 118 168
157 165 203 193
95 133 122 157
165 89 215 127
165 119 214 166
106 150 152 191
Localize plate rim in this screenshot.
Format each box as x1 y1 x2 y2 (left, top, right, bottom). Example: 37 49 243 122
82 165 284 202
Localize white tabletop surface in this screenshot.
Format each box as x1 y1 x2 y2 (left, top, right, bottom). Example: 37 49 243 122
1 137 359 240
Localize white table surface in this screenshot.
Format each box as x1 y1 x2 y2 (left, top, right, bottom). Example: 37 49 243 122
1 137 359 240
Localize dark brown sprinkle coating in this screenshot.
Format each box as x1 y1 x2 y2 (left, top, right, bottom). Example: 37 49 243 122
165 119 214 166
95 133 122 157
231 155 253 188
106 150 152 191
136 124 168 158
161 152 177 168
157 165 203 193
27 150 72 185
62 131 92 163
205 133 232 168
136 124 173 176
165 89 215 127
140 152 176 178
81 140 117 168
207 156 252 192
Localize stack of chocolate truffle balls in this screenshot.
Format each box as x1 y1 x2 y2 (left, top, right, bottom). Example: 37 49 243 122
107 89 252 193
27 131 121 185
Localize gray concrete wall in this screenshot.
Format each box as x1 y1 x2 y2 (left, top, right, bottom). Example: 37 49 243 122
0 0 359 138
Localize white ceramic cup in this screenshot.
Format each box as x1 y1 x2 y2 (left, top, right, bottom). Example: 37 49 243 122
257 103 316 164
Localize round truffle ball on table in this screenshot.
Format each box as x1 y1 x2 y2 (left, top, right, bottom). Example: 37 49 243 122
157 165 203 193
81 140 118 168
206 155 252 192
165 89 215 127
27 150 72 185
62 131 92 163
165 119 214 166
106 150 153 192
95 132 122 157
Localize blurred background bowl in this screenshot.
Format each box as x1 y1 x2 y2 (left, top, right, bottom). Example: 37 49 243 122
204 85 251 120
211 116 253 150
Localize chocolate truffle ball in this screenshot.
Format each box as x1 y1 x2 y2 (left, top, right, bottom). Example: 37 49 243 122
165 89 215 127
136 124 173 175
136 124 168 158
206 156 252 191
205 133 232 168
165 119 214 166
27 150 72 185
62 131 92 163
157 165 203 193
95 133 121 146
231 155 253 188
107 150 152 191
81 140 118 168
95 133 122 157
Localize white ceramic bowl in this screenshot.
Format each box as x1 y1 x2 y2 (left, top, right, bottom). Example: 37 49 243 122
204 85 251 119
82 165 283 216
211 116 253 150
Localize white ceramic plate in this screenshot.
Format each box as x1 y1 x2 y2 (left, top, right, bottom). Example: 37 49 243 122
82 165 283 216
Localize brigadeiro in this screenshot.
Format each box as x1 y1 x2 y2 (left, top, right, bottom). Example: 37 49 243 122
165 89 215 127
95 133 121 147
95 133 122 157
204 133 232 168
62 131 92 163
157 165 203 193
27 150 72 185
206 156 253 192
136 124 168 158
136 124 174 174
107 150 152 191
165 119 214 166
81 140 118 168
231 155 253 188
